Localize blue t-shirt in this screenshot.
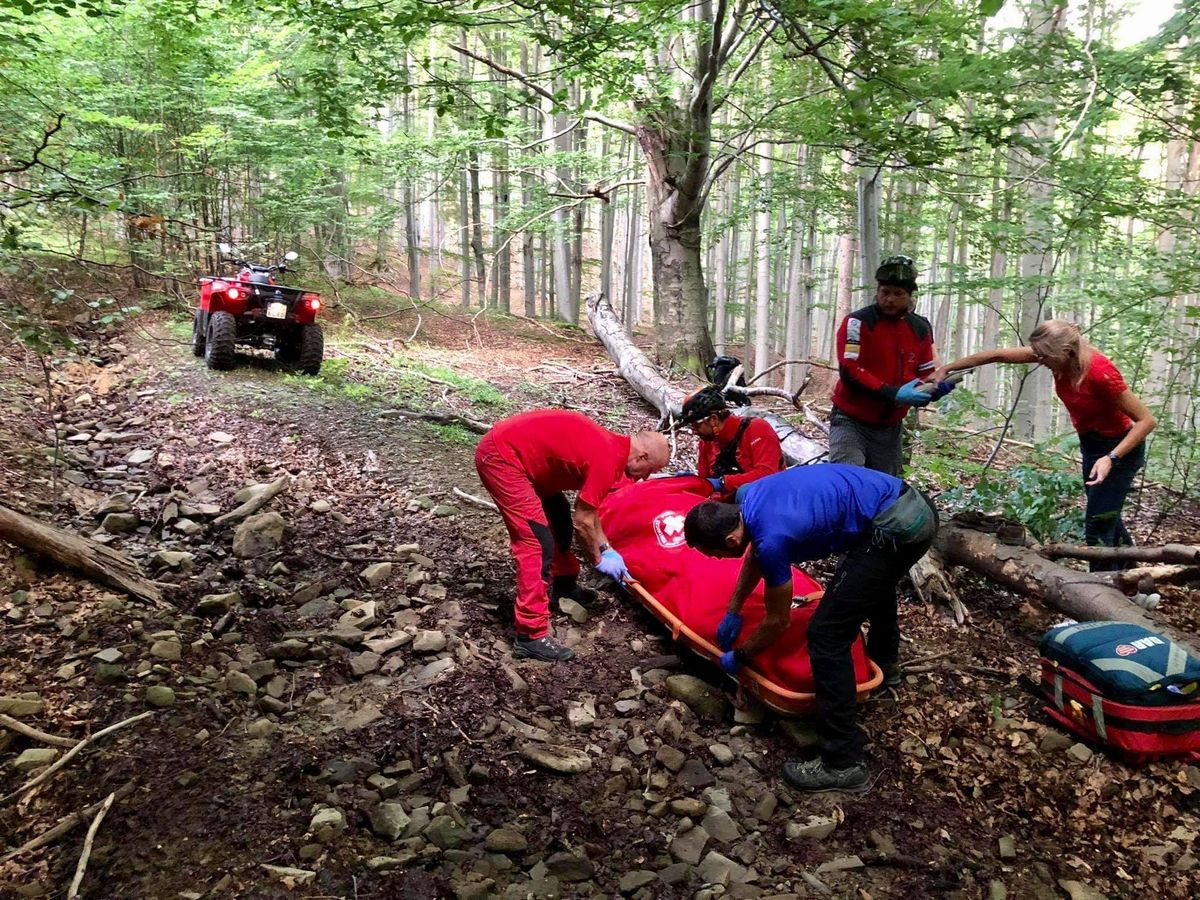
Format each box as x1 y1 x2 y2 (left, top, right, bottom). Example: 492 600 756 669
737 465 903 587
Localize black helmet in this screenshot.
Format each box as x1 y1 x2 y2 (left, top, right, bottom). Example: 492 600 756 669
679 386 729 425
875 254 918 293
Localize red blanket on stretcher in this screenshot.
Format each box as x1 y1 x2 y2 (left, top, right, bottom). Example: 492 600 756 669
598 475 877 704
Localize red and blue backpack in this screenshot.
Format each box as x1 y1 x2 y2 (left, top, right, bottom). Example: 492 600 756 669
1039 621 1200 761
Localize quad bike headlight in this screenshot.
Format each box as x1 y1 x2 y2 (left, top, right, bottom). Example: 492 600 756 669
226 287 240 300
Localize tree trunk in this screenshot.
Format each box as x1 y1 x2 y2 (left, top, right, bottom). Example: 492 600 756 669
624 187 642 329
468 150 486 299
0 505 163 606
937 520 1200 657
586 295 825 464
459 160 471 310
754 151 772 376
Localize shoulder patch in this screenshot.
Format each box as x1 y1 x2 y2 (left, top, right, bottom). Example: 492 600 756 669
850 305 881 328
846 317 862 344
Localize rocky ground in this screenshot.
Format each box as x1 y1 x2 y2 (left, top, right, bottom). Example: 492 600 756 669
0 297 1197 899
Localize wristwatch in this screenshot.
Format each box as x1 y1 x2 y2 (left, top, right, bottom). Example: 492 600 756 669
1106 451 1120 463
598 543 611 554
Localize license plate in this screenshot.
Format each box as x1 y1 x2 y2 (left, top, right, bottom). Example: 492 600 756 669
266 302 288 320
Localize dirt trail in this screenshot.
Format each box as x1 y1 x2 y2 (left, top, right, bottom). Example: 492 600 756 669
0 310 1196 899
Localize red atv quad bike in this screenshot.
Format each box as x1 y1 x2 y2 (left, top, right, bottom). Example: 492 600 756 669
193 244 324 375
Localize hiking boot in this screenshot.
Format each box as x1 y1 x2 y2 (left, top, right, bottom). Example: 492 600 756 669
782 757 870 793
550 576 599 606
512 633 575 662
883 667 903 688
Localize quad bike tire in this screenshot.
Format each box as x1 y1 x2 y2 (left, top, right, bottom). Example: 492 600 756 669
298 324 323 376
191 312 206 357
205 311 237 371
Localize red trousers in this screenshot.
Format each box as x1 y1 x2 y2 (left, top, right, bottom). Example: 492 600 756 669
475 433 580 638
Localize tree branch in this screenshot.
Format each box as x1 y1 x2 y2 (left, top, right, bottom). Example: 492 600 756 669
0 113 65 175
450 44 636 135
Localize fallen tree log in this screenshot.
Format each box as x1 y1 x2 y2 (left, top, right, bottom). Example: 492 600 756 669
585 294 825 465
1040 542 1200 565
0 504 163 606
936 519 1200 657
211 475 288 527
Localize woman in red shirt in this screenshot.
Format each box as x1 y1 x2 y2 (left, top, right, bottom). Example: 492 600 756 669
935 321 1156 570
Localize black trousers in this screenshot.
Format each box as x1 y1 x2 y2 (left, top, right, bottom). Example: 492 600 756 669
806 488 938 768
1078 431 1144 572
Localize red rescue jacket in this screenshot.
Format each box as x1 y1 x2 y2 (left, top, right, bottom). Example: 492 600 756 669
831 304 936 426
697 415 784 500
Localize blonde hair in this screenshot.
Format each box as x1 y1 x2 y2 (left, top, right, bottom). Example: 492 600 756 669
1029 320 1090 386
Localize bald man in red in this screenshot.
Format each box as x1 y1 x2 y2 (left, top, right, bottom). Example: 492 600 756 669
475 410 670 661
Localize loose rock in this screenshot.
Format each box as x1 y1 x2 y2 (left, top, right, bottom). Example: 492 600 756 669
232 511 286 559
519 743 592 775
665 675 730 721
145 686 175 707
484 827 528 854
369 802 411 841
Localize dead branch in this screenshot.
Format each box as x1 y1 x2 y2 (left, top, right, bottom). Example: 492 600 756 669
0 714 76 748
1 782 135 862
211 476 289 527
0 113 66 175
452 487 499 512
1039 543 1200 565
0 504 164 606
66 791 116 899
1098 564 1200 594
4 711 154 803
379 407 490 435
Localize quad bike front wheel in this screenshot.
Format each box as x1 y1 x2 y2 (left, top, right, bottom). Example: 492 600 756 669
191 312 206 357
205 311 237 371
298 324 323 376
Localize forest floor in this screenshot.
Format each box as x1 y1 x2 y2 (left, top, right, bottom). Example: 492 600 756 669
0 283 1198 900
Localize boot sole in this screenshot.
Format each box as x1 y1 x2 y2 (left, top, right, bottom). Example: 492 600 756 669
782 769 871 794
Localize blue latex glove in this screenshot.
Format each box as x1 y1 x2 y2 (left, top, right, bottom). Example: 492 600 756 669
719 650 740 675
895 378 933 407
595 549 629 582
706 477 724 492
929 380 956 401
715 611 743 651
673 470 696 478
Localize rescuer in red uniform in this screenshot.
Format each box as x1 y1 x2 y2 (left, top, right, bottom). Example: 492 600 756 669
679 387 784 501
475 409 670 662
829 255 954 475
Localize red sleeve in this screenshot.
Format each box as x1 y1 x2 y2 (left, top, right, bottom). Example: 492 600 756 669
577 435 629 507
838 315 898 401
721 419 783 492
917 328 936 373
696 440 715 479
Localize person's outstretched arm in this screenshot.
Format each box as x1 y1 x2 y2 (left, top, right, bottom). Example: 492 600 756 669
932 346 1037 382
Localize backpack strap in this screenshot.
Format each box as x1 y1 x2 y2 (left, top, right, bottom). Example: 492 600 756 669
711 418 753 478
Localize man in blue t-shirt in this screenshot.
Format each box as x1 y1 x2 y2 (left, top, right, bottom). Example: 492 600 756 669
683 464 938 792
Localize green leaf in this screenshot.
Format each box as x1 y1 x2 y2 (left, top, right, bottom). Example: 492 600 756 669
980 0 1006 15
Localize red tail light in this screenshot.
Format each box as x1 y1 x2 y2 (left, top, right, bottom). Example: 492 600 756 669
303 293 322 312
226 287 241 300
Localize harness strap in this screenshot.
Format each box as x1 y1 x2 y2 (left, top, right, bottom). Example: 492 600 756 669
711 418 753 478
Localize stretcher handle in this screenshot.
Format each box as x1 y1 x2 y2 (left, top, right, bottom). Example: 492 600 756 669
622 579 883 710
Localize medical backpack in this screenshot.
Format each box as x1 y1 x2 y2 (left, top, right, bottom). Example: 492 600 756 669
1039 621 1200 760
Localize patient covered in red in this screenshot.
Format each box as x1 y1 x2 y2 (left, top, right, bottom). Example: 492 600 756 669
598 475 875 696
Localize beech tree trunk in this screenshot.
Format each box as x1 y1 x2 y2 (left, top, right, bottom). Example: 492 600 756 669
936 519 1200 656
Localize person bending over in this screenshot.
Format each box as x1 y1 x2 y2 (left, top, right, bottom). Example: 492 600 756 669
684 465 938 791
475 409 670 661
935 320 1156 571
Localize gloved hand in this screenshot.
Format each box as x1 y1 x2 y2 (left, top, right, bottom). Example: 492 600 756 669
895 378 933 407
715 611 743 651
719 650 740 676
673 470 696 478
706 477 724 492
595 549 629 583
928 380 956 401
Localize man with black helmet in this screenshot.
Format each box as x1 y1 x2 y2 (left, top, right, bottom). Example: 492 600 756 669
679 386 784 501
829 255 953 476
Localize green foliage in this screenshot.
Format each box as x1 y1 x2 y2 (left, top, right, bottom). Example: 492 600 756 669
425 422 477 446
942 463 1086 543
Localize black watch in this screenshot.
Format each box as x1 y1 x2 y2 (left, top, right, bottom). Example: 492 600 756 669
1106 451 1120 463
598 543 611 554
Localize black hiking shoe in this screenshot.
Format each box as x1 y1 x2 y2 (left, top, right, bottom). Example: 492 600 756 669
550 577 599 606
883 667 903 688
782 757 870 793
513 633 575 662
